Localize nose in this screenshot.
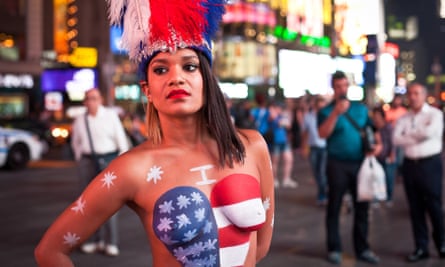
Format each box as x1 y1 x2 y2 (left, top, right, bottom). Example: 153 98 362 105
167 65 185 87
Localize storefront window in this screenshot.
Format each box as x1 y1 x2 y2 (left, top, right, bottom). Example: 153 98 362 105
0 94 28 119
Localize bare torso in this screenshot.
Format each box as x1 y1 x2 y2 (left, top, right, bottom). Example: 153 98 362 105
117 130 268 266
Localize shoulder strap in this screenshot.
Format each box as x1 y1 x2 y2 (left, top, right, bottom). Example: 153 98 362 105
84 114 96 157
343 112 362 132
254 108 268 127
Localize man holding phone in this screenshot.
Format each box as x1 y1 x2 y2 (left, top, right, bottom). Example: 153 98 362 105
318 71 381 265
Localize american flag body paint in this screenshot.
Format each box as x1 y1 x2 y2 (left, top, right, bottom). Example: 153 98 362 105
152 174 265 266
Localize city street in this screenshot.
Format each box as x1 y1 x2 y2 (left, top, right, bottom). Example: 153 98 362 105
1 146 445 267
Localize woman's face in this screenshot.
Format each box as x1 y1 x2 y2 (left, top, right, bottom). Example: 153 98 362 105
143 48 204 117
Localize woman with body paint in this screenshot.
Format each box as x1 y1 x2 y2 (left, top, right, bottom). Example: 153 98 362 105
35 1 275 266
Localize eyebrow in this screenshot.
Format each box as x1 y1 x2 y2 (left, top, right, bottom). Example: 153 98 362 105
149 54 199 66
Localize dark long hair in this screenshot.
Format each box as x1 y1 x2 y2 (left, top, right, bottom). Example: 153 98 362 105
197 52 246 168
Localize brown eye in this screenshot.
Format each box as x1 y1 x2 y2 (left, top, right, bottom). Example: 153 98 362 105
183 63 198 72
153 66 167 75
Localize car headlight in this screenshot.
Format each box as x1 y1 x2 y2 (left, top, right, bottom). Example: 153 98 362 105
51 127 70 139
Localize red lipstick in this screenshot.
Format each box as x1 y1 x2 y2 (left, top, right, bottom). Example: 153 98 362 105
167 89 190 99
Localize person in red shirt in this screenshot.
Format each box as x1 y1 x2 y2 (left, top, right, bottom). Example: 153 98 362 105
385 93 407 126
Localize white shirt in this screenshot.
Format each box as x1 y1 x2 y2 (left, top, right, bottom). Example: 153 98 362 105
392 103 443 159
71 106 130 161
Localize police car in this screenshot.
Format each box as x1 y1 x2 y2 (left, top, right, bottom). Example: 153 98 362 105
0 126 46 170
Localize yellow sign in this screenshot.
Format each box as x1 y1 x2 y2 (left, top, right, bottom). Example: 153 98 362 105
69 47 98 67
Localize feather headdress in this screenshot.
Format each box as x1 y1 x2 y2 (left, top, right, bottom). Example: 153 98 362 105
105 0 227 64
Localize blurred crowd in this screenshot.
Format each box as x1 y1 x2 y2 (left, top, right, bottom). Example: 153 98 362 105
225 91 407 197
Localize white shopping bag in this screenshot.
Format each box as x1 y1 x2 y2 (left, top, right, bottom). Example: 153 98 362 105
357 156 387 202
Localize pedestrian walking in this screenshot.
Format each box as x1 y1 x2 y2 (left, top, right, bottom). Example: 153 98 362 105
269 101 298 188
251 93 273 148
302 95 327 205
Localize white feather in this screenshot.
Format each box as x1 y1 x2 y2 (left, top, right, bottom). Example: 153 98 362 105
105 0 127 25
120 0 150 61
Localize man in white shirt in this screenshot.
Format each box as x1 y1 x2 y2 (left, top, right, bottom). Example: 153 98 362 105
71 88 130 256
393 82 445 262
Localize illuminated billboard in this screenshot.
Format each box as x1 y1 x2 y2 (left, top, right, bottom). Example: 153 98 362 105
279 49 333 98
286 0 324 37
110 25 127 55
334 0 384 55
215 40 276 84
41 68 99 101
279 49 364 98
114 84 141 100
223 2 276 27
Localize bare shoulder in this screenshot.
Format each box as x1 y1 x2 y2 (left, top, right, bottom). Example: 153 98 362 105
237 129 268 151
105 142 157 184
238 128 264 140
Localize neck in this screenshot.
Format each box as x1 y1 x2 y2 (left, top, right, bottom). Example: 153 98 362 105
411 103 424 113
159 115 209 146
88 108 99 116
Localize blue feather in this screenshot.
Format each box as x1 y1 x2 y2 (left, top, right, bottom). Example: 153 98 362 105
202 0 228 42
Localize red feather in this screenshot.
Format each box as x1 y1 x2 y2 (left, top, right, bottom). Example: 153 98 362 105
149 0 208 50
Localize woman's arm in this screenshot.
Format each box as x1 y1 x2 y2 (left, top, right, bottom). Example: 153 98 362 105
249 131 275 262
35 154 137 266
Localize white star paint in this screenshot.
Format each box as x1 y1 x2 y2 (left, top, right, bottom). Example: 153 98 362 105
159 200 175 214
203 238 217 250
176 195 191 209
63 232 80 247
190 191 203 205
157 217 174 232
71 196 86 214
147 165 163 184
208 254 218 265
263 197 271 211
176 213 191 229
101 171 117 189
194 208 206 222
203 220 213 234
173 247 188 263
190 242 205 257
183 229 198 241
